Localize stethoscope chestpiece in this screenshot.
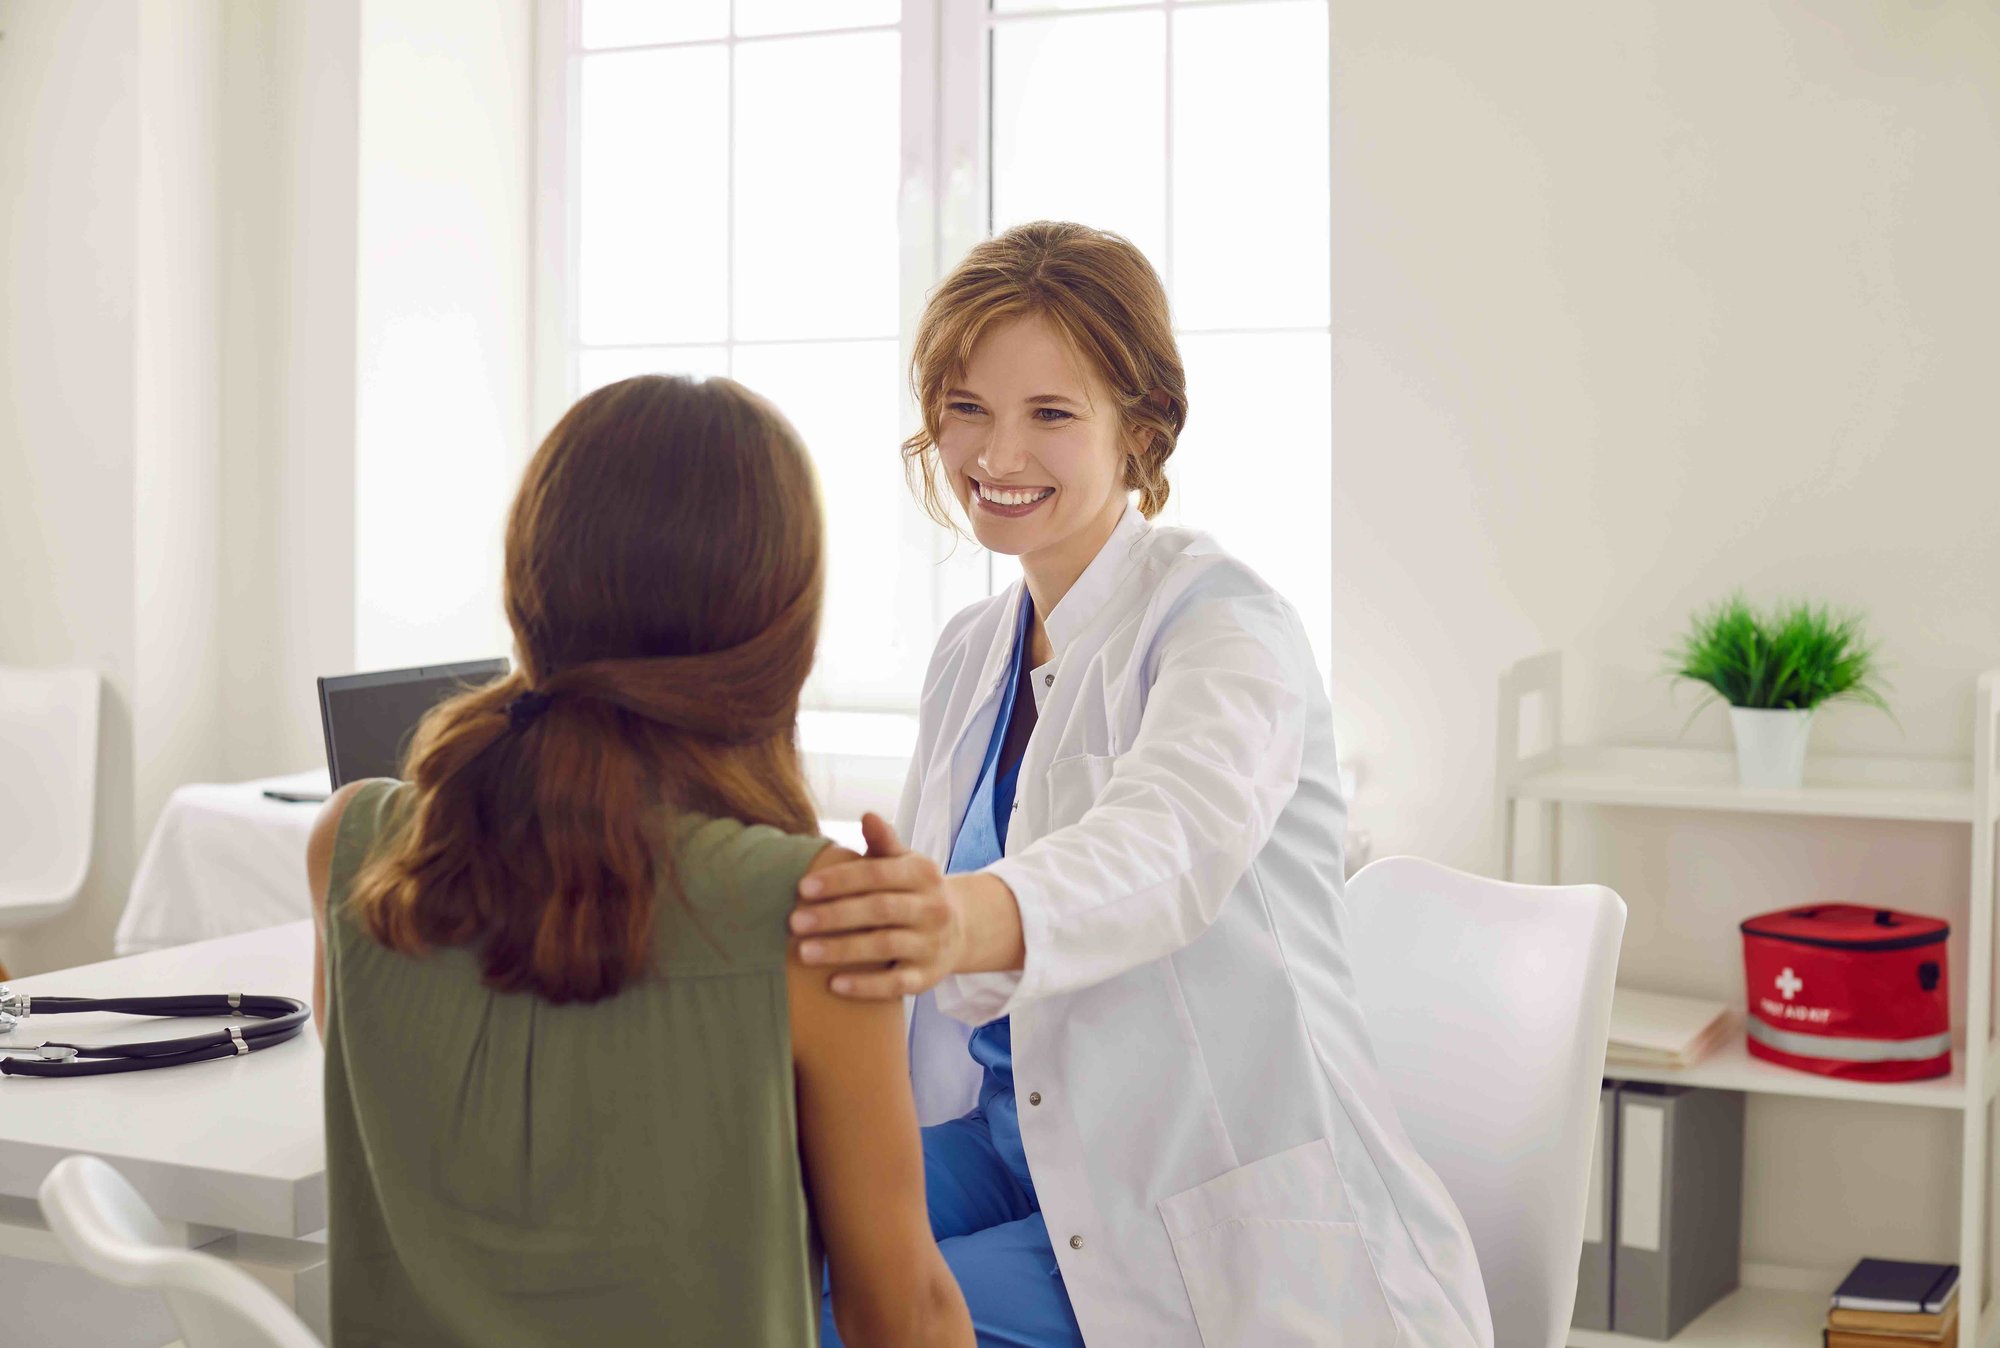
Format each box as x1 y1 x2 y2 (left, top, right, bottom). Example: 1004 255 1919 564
0 986 30 1035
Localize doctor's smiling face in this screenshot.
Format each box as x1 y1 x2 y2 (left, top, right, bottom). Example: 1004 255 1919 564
938 314 1136 589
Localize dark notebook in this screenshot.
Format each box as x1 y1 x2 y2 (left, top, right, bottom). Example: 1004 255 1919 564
1831 1259 1960 1314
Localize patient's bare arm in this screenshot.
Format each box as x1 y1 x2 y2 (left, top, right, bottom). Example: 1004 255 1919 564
789 844 973 1347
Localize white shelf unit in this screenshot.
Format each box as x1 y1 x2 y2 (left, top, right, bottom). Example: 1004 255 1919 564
1494 651 2000 1348
1566 1286 1833 1348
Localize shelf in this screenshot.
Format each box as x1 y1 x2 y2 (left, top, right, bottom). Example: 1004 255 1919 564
1510 745 1979 824
1573 1282 1998 1348
1506 657 2000 1345
1569 1285 1827 1347
1605 1024 1967 1110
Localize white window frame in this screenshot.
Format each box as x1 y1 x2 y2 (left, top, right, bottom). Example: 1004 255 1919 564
947 0 1337 648
531 0 1335 814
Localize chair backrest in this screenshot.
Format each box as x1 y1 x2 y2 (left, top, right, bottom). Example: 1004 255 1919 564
0 666 101 923
1345 856 1625 1348
38 1155 322 1348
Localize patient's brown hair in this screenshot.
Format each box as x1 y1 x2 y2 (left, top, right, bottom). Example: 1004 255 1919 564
346 375 824 1003
903 220 1189 527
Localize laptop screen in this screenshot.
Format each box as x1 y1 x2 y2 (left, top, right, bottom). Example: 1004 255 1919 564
318 659 509 789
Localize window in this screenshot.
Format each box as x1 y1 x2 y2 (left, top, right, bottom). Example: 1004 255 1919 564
539 0 1332 714
974 0 1333 677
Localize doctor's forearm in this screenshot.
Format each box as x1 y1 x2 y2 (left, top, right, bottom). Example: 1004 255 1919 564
947 872 1026 975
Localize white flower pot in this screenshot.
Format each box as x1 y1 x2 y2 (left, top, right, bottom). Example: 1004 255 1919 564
1728 706 1815 789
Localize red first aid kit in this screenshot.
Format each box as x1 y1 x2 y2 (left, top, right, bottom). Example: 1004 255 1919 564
1739 904 1951 1082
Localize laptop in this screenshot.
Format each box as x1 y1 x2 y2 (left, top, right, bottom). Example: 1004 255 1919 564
316 659 510 791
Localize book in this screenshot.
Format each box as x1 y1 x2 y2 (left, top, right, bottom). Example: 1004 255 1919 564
1824 1303 1956 1348
1829 1297 1959 1336
1831 1259 1960 1314
1603 986 1733 1070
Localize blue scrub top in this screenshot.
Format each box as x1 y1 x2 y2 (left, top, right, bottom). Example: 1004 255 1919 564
945 596 1036 1199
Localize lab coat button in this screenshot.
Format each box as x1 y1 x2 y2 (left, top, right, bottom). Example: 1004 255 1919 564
1069 1235 1084 1250
1043 673 1054 687
1028 1091 1042 1106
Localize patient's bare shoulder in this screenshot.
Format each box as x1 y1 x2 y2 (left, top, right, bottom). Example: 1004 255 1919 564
307 780 375 921
804 842 862 876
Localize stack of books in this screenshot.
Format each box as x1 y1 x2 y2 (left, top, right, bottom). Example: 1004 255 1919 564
1604 986 1733 1071
1825 1259 1960 1347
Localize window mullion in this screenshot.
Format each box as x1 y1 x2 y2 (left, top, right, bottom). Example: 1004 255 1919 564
725 18 736 370
930 0 995 618
530 0 582 449
1163 0 1175 299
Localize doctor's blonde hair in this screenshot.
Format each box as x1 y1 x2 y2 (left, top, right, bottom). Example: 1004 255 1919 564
345 375 824 1004
904 221 1188 528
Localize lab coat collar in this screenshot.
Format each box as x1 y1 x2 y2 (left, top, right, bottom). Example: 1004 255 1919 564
1041 501 1149 661
945 502 1148 782
930 583 1029 849
977 585 1033 698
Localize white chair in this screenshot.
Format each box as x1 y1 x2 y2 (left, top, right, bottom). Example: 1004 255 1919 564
0 666 102 946
1346 856 1626 1348
39 1155 322 1348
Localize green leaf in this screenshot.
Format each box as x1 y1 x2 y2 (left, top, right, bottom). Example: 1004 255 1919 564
1664 593 1891 716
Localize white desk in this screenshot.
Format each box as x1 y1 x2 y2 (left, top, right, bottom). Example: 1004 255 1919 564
119 769 870 958
0 922 327 1342
117 771 329 956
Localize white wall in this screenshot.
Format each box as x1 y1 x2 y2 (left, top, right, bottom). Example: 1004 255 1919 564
216 0 532 775
135 0 225 841
1 0 530 972
1331 0 2000 1281
217 0 366 776
0 0 225 975
216 0 362 782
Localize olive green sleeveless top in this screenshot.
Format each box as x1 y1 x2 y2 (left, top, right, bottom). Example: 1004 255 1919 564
323 780 828 1347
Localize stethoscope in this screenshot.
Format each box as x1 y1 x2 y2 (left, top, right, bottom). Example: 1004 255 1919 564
0 986 310 1078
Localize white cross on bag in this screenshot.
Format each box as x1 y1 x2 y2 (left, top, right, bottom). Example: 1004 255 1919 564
1775 967 1804 1000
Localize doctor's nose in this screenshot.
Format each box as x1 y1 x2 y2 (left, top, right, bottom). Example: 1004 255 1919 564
977 430 1030 480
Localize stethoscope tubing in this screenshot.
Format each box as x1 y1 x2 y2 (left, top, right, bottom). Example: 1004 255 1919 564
0 993 310 1079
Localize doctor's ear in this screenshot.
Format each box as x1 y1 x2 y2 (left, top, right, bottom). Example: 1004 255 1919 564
1123 386 1177 519
1124 386 1170 446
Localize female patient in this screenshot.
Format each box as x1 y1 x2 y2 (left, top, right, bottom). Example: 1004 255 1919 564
306 375 972 1347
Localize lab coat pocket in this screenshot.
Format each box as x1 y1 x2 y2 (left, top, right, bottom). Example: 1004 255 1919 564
1159 1137 1400 1347
1042 751 1115 830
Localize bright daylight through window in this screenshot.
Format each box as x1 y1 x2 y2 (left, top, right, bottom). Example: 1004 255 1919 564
552 0 1331 712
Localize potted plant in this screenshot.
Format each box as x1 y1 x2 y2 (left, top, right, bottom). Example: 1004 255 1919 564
1668 594 1891 789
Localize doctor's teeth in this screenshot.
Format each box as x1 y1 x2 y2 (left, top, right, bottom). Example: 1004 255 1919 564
980 484 1054 506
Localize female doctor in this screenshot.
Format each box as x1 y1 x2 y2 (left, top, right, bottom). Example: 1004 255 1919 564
796 221 1494 1348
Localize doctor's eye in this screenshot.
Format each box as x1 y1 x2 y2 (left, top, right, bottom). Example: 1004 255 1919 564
947 401 985 417
1032 407 1074 423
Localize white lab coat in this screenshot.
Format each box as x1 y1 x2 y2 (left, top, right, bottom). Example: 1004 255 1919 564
899 505 1494 1347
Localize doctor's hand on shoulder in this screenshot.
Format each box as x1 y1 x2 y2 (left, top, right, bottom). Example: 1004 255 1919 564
792 813 1025 999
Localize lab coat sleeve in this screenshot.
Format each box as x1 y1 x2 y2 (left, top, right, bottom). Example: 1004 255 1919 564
893 711 927 845
943 589 1311 1022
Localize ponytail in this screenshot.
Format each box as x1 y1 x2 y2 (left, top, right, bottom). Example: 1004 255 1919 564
343 375 824 1004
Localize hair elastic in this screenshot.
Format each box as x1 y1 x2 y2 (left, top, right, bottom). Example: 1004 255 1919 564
505 690 554 733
